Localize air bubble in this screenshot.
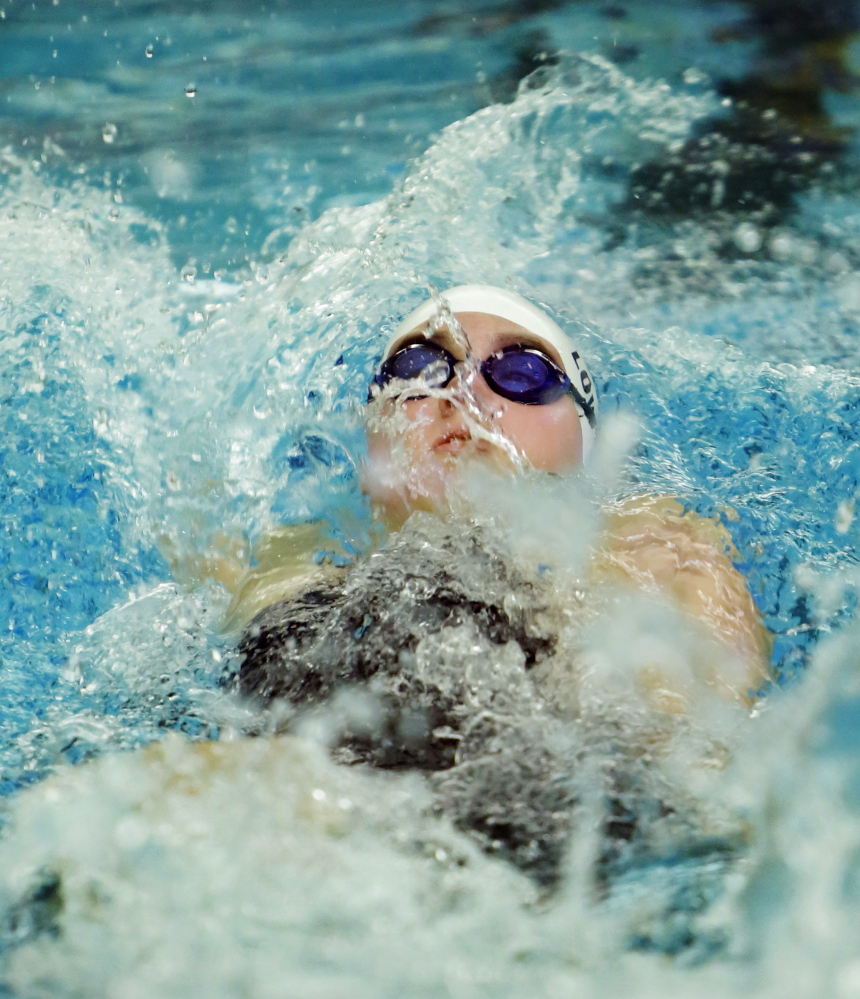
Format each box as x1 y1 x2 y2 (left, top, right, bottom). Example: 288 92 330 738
145 43 154 58
102 122 118 144
185 83 197 98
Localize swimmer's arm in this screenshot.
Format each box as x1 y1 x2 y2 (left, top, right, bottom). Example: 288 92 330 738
591 496 772 705
160 521 345 630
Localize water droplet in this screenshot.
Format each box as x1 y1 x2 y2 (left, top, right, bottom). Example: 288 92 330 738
184 83 197 98
145 43 153 58
836 500 855 534
769 232 794 261
825 251 849 274
102 122 118 144
733 222 762 254
682 67 708 86
180 263 197 284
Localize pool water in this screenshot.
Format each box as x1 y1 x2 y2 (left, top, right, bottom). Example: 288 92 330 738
1 0 860 995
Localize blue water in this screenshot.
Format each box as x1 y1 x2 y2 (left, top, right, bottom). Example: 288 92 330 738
2 1 860 994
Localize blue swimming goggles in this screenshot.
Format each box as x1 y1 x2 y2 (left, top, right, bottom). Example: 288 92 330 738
372 339 594 414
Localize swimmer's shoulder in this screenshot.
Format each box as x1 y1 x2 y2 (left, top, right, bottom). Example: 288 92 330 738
223 521 349 632
599 494 736 549
591 493 773 703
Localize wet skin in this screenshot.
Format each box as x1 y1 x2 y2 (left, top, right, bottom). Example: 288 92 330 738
364 311 583 527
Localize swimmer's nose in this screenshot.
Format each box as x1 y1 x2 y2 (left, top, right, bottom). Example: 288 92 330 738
449 363 499 417
435 396 471 438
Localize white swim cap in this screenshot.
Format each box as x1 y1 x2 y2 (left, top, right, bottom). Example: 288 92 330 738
387 284 598 461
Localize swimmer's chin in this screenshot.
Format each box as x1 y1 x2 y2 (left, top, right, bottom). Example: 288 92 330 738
361 449 505 532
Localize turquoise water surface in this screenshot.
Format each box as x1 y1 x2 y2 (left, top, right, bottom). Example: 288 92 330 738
1 1 860 995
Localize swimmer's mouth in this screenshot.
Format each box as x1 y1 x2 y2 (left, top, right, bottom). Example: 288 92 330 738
433 429 472 455
433 429 494 456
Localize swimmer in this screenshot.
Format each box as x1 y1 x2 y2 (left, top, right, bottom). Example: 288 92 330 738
40 284 774 896
227 283 773 886
232 284 771 710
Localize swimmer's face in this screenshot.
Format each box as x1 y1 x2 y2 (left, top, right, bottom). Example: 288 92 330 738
363 311 583 526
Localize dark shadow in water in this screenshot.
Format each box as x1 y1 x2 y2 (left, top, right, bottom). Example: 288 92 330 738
715 0 860 140
417 0 860 245
608 0 860 252
409 0 571 102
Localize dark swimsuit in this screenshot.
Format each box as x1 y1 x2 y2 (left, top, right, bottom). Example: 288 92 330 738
238 516 743 902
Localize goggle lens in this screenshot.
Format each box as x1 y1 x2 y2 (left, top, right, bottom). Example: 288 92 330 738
483 347 569 406
376 342 455 390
